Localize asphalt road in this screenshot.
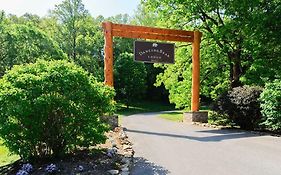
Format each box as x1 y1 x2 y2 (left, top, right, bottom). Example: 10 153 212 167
122 112 281 175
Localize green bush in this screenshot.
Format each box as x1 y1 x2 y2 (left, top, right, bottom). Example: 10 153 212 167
260 79 281 132
208 111 234 126
213 86 262 129
0 60 115 159
114 52 147 106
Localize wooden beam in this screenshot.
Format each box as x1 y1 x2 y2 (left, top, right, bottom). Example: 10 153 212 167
191 31 202 111
103 21 114 87
112 30 193 42
112 23 194 37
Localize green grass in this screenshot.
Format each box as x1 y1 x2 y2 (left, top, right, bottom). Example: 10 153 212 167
116 100 175 116
159 111 183 122
0 139 20 166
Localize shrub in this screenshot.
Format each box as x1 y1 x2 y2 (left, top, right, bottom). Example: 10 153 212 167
260 79 281 132
208 111 235 126
114 52 147 106
213 86 262 129
0 60 115 159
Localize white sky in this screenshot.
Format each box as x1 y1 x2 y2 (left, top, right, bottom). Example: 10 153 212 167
0 0 141 17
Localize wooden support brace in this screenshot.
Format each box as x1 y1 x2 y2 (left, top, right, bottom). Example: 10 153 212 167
191 31 202 111
103 21 114 87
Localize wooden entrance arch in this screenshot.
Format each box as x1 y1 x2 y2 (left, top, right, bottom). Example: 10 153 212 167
102 22 202 112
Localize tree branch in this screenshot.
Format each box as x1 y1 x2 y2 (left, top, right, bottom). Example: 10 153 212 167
216 8 225 26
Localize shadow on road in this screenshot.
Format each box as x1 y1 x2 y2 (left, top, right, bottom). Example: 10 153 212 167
132 157 170 175
125 128 261 142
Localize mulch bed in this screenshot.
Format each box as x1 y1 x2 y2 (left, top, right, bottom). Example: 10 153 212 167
0 127 133 175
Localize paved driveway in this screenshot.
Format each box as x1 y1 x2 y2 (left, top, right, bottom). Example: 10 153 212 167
122 112 281 175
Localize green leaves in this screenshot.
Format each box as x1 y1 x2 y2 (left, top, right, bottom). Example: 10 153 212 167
260 79 281 131
0 60 115 159
142 0 281 108
114 52 147 106
0 23 66 77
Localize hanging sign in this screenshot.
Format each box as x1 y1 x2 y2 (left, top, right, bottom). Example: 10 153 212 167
134 41 175 64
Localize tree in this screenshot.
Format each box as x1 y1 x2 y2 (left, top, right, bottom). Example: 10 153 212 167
114 52 147 107
50 0 105 80
0 22 66 77
52 0 88 61
143 0 281 108
144 0 281 87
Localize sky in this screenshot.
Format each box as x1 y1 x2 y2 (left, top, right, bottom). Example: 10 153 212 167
0 0 141 18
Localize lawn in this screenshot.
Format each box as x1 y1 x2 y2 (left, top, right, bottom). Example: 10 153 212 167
116 100 175 116
0 139 20 166
159 111 183 122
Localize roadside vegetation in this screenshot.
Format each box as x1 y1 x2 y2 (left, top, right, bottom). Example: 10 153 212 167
0 0 280 173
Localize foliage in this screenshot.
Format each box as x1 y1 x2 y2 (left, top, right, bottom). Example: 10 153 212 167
52 0 88 60
208 111 234 127
260 79 281 132
145 0 281 86
0 23 66 77
50 0 104 79
0 60 115 159
143 0 281 106
213 86 262 129
154 47 192 109
114 52 147 106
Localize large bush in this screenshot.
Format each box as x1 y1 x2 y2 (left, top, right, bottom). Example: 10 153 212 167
213 86 262 129
260 79 281 132
0 60 115 159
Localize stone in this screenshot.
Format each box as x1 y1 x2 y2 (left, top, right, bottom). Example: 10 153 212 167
120 132 128 139
121 167 129 172
120 171 130 175
107 169 119 175
121 157 131 164
110 140 117 147
121 163 130 169
123 145 132 150
183 111 208 123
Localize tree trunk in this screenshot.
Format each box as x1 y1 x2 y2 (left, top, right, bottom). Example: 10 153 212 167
228 51 243 88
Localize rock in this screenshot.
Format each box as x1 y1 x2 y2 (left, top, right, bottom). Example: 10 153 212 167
120 171 130 175
121 167 129 172
120 132 128 139
121 157 131 164
111 140 117 147
107 169 119 175
121 163 130 169
123 145 132 150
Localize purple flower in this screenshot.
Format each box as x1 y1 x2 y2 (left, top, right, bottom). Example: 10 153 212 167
21 163 33 173
45 163 58 173
78 165 84 172
16 170 29 175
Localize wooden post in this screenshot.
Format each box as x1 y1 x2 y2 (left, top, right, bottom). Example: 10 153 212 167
191 31 202 111
103 22 114 87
